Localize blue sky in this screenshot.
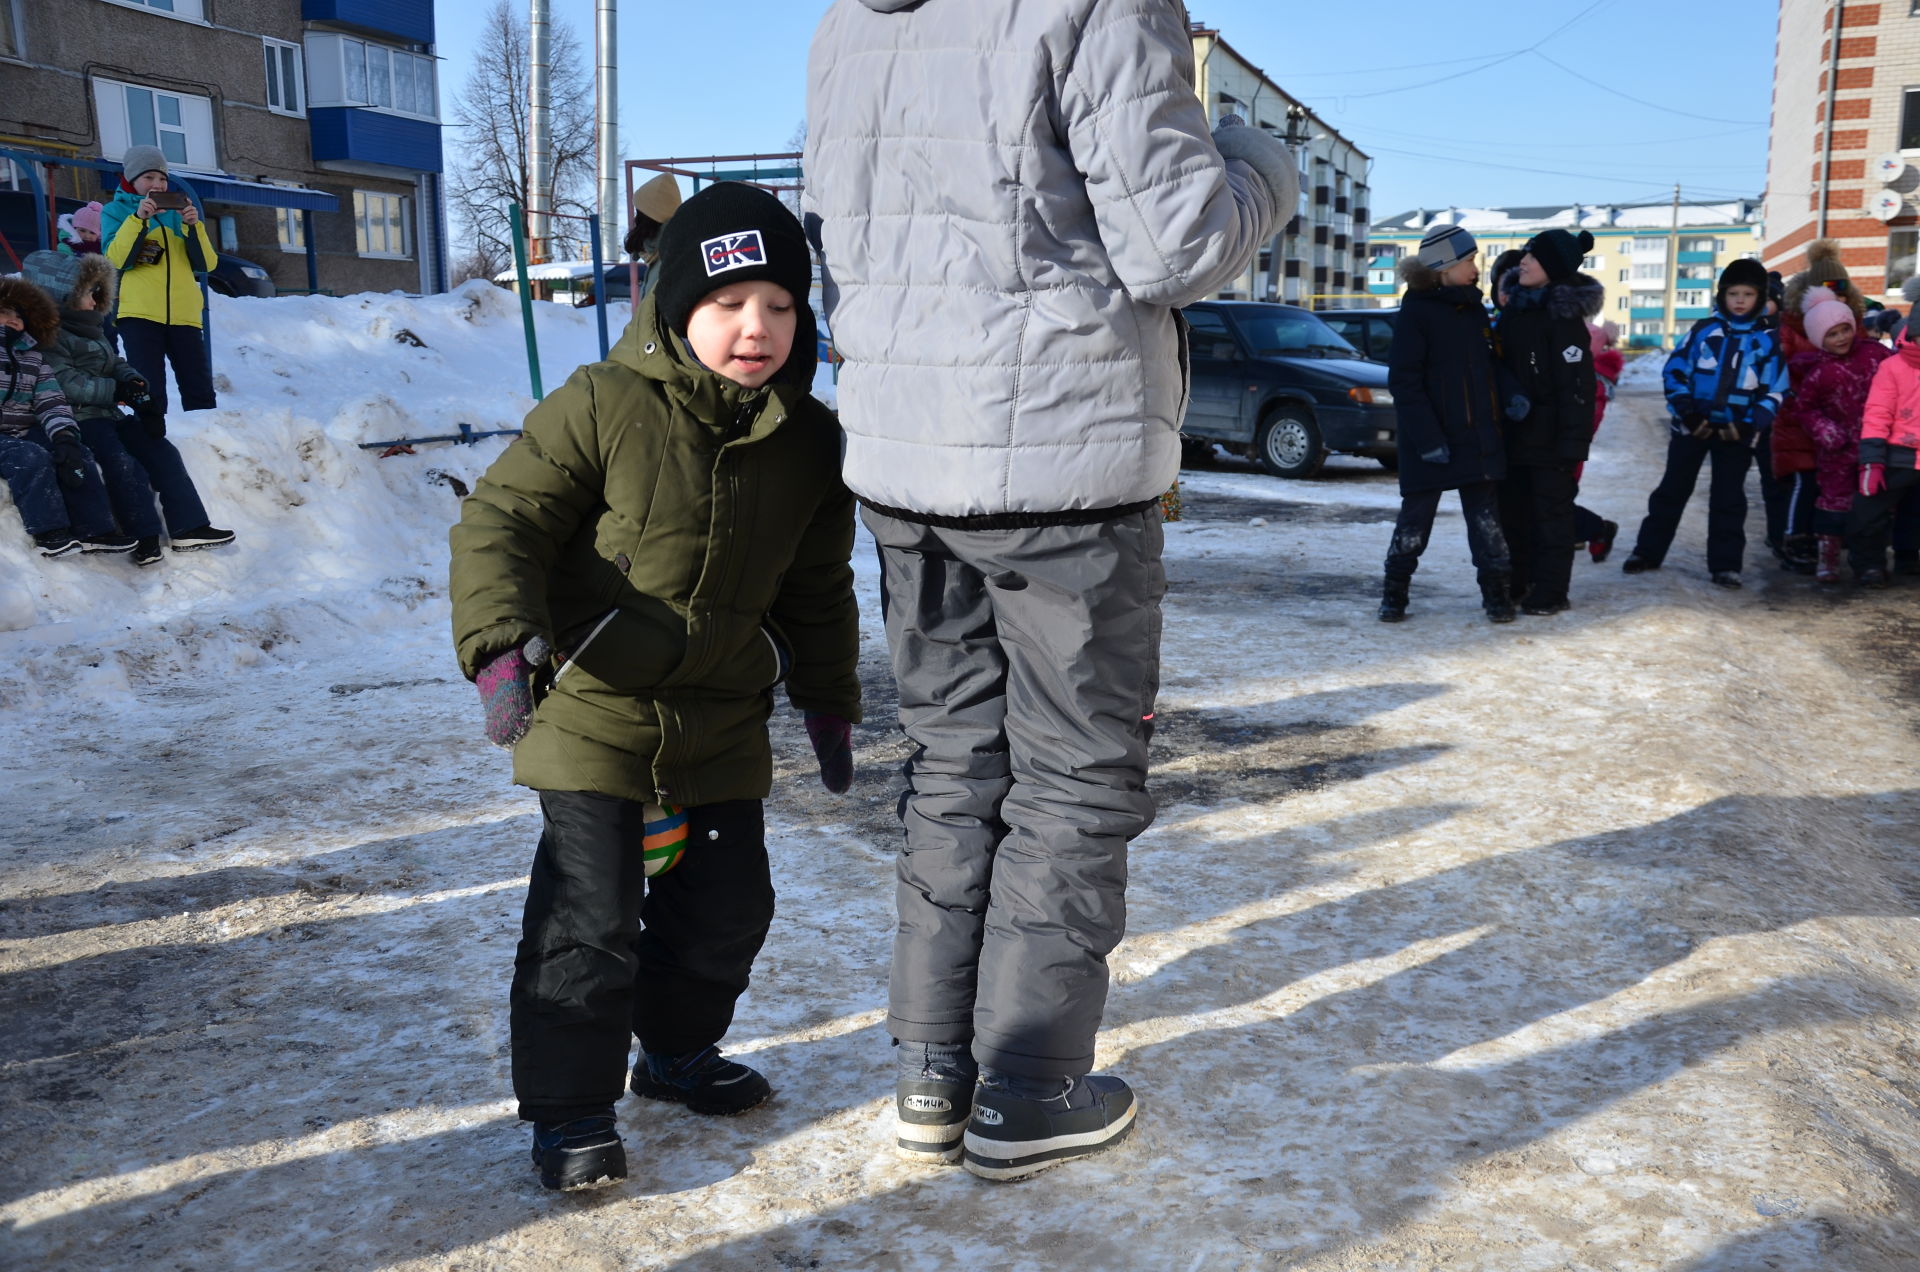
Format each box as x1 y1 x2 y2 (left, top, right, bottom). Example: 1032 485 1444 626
433 0 1775 218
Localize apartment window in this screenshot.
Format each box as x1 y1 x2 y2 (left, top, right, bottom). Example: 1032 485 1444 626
2 0 22 60
1631 291 1665 309
1902 89 1920 151
1679 264 1715 282
1631 320 1665 337
91 77 215 169
277 207 307 254
1676 290 1710 308
264 38 304 116
355 190 409 258
1680 237 1716 253
1632 262 1667 281
103 0 206 18
306 33 437 120
1617 296 1630 311
1618 268 1629 282
1582 255 1600 269
1891 229 1919 291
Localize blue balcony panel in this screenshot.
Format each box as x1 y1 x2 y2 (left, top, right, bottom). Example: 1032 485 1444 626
1676 251 1716 264
310 107 442 174
1630 307 1666 320
303 0 433 45
1675 307 1714 320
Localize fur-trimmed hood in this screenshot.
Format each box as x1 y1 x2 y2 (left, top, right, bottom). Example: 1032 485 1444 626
0 276 61 346
63 254 116 312
1500 270 1605 321
1398 256 1442 291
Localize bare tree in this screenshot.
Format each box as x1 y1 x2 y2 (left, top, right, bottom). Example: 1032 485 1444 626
447 0 597 269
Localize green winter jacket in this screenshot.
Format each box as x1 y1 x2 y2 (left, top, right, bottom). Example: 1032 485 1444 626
449 293 861 807
46 309 143 423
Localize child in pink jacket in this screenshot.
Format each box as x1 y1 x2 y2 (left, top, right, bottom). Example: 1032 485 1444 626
1795 292 1889 582
1847 327 1920 584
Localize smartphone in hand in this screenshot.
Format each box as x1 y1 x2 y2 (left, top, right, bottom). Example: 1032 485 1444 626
148 191 191 211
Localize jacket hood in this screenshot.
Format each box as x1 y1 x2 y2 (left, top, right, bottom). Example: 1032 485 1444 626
1397 256 1441 292
1504 272 1604 321
0 276 61 346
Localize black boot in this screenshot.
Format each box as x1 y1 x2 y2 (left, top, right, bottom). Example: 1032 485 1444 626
530 1112 626 1191
1478 571 1517 623
1377 576 1409 623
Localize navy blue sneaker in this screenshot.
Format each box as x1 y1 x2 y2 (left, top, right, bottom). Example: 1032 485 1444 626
530 1112 625 1191
631 1044 770 1115
963 1072 1137 1181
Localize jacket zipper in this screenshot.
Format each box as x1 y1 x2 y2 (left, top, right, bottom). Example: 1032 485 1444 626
549 607 619 685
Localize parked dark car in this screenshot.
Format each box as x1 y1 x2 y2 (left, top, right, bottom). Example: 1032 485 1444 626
206 252 276 299
1180 301 1398 478
1316 307 1398 363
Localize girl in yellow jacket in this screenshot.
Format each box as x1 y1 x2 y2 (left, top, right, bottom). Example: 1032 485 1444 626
100 146 218 414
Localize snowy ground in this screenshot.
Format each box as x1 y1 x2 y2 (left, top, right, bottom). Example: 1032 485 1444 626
3 305 1919 1271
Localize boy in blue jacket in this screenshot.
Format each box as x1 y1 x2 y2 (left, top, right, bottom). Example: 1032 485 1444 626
1622 258 1786 587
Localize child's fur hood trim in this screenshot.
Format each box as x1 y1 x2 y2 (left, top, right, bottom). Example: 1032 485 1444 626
1398 256 1442 291
0 276 62 346
1503 271 1605 321
67 254 117 312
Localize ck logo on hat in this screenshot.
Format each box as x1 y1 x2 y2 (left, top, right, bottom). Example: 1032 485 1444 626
702 230 766 277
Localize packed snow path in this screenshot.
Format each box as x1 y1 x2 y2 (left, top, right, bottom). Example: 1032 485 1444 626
2 292 1918 1270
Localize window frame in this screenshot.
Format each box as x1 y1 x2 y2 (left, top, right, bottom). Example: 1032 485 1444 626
1 0 25 62
1890 228 1919 292
96 0 207 23
305 33 438 122
354 189 411 260
263 37 305 118
1902 88 1920 152
91 75 216 171
276 207 308 255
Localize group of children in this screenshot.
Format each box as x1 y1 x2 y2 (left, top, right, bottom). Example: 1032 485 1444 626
0 144 231 566
1381 224 1918 618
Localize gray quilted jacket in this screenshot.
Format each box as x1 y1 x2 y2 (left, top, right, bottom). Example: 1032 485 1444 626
804 0 1279 523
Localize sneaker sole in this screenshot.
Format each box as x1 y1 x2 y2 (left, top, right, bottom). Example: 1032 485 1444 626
79 542 137 554
170 539 234 552
961 1100 1138 1182
896 1115 967 1164
37 543 80 558
630 1076 771 1116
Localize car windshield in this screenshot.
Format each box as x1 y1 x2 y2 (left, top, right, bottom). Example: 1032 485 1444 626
1232 309 1363 359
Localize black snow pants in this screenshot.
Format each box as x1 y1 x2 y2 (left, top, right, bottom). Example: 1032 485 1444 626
1631 432 1754 574
511 791 773 1124
1499 461 1579 607
1385 480 1510 581
864 505 1164 1081
1846 465 1920 573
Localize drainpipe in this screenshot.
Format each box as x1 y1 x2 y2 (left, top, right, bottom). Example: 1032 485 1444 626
528 0 552 265
1818 0 1843 240
596 0 618 265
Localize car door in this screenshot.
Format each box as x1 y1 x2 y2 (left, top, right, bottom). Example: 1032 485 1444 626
1181 307 1252 441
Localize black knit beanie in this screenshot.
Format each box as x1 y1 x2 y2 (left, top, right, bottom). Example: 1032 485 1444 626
1524 229 1594 283
651 182 812 337
1717 257 1767 305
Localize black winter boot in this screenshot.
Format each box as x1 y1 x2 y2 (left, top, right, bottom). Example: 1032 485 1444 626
1478 571 1517 623
1377 577 1409 623
530 1112 625 1191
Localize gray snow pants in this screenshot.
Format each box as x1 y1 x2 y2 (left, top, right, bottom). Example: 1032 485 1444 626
863 506 1165 1080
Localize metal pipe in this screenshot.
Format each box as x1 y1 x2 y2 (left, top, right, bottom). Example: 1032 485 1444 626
1818 0 1843 240
528 0 553 265
510 203 545 399
596 0 619 265
589 216 609 360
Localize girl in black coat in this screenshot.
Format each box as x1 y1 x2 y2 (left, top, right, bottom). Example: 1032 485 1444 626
1380 225 1515 623
1493 228 1603 614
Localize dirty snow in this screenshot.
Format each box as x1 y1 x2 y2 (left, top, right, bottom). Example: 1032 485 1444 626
2 292 1918 1271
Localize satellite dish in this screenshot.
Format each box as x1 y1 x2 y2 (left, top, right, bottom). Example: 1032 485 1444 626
1877 153 1910 184
1869 190 1905 223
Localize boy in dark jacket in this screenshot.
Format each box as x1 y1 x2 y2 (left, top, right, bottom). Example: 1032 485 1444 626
1379 224 1515 623
1494 229 1604 614
24 251 234 566
0 277 135 557
449 184 861 1192
1622 258 1786 587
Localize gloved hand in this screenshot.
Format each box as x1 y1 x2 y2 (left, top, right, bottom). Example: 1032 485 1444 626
1505 394 1530 422
1419 444 1451 465
1211 114 1299 223
475 635 551 748
1861 463 1887 498
47 435 91 491
802 711 854 794
1685 415 1714 440
119 382 166 438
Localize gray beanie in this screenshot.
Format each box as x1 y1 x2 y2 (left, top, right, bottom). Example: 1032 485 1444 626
121 145 169 181
1418 223 1477 273
1902 276 1920 306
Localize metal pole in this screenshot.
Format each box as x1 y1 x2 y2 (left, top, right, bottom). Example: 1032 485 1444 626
303 210 318 293
596 0 619 263
528 0 552 266
589 217 609 360
1818 0 1844 242
510 203 545 399
1666 181 1680 348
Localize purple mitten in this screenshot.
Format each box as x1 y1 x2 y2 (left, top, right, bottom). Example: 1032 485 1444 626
803 711 853 794
476 636 550 749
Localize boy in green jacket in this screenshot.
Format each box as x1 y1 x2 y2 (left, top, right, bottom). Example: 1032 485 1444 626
450 183 861 1192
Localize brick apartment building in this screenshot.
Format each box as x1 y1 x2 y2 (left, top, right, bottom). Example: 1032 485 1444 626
1763 0 1920 297
0 0 447 296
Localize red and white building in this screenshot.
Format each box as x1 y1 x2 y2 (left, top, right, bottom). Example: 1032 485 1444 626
1763 0 1920 297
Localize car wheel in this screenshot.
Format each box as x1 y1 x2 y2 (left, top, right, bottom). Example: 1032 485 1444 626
1254 405 1326 479
1375 452 1399 472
